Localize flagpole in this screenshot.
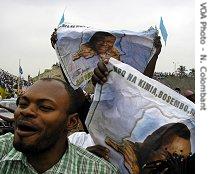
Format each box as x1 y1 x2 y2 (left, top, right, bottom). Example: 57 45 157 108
38 69 40 80
18 59 20 94
18 59 22 95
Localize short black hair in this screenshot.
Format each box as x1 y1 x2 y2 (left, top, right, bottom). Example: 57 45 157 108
174 87 181 93
40 78 90 133
40 78 85 115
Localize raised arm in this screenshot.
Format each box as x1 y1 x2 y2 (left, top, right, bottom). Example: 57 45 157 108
143 36 162 78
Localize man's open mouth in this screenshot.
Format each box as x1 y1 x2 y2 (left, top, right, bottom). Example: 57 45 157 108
16 121 39 137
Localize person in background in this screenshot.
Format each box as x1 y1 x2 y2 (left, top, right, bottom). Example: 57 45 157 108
184 90 195 103
174 87 181 94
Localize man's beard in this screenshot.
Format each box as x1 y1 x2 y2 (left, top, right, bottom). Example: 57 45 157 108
13 126 67 155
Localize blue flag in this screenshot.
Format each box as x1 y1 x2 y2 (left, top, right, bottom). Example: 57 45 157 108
19 66 23 75
159 17 168 46
58 13 65 26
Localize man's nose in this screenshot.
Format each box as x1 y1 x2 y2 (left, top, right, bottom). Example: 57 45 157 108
19 104 37 118
101 41 108 46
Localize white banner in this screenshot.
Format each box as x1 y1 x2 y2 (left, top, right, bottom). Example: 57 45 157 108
55 23 158 90
86 58 195 174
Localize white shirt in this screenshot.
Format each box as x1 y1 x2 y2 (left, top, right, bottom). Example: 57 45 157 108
68 132 95 149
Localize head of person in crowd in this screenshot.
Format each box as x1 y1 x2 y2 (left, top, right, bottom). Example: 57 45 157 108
174 87 181 94
13 78 85 153
184 89 195 103
137 123 191 173
13 78 84 170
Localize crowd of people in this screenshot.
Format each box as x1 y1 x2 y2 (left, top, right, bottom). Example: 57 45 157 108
0 68 31 99
0 69 18 98
0 28 195 174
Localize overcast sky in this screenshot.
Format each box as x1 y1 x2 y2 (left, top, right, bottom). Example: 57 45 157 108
0 0 194 79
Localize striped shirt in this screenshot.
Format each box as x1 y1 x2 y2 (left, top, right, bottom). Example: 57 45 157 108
0 133 119 174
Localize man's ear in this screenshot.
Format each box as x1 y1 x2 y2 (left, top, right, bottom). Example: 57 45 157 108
67 113 79 131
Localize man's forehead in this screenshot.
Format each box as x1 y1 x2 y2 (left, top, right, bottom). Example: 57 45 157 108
23 80 68 100
31 80 64 90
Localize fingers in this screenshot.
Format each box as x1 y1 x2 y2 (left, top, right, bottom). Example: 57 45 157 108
91 61 108 86
51 28 58 49
92 74 102 86
154 36 161 42
123 140 136 156
94 68 107 82
154 36 162 47
103 58 109 64
98 61 108 75
105 137 121 152
153 36 162 56
86 145 110 160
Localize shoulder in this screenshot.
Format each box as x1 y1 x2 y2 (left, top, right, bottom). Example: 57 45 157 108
0 133 14 159
69 143 119 173
0 132 14 144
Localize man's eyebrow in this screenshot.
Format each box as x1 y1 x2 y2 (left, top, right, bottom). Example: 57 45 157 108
18 96 57 105
16 96 29 106
37 98 56 105
19 96 29 102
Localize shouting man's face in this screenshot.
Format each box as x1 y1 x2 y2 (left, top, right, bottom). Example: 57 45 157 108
13 80 71 154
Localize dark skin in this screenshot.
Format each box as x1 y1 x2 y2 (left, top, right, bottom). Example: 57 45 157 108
86 145 110 160
143 36 162 78
13 80 78 173
51 28 57 49
105 137 140 174
186 94 195 103
92 36 162 85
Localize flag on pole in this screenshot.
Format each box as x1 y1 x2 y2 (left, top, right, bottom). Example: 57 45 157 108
159 17 168 46
58 7 67 27
58 13 65 26
19 66 23 75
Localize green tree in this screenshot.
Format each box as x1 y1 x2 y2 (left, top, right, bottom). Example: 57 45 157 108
189 68 195 77
177 65 187 77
